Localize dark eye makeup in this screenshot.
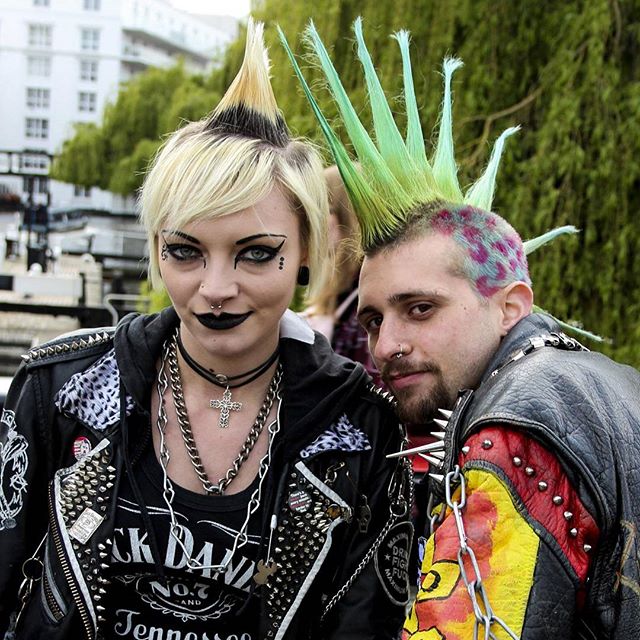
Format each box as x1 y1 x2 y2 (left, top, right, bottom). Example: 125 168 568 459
160 230 287 270
234 239 286 269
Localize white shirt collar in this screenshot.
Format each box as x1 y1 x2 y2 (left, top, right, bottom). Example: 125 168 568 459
280 309 315 344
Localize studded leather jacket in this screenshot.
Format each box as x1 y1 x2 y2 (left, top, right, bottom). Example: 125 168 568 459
405 314 640 640
0 308 411 640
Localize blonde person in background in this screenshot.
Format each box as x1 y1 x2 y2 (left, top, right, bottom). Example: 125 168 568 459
0 20 411 640
303 165 382 385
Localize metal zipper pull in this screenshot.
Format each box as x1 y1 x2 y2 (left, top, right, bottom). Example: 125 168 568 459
357 494 371 534
15 551 44 628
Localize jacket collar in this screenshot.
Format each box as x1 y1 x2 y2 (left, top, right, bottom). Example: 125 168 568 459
480 312 560 384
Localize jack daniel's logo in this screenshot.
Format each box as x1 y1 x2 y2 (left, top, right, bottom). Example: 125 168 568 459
111 526 257 588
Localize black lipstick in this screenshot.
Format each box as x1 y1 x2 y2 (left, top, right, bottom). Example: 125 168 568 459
195 311 252 330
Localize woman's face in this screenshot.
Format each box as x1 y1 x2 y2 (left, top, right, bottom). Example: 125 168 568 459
158 186 305 369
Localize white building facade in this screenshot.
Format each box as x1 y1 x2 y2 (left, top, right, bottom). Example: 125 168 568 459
0 0 236 211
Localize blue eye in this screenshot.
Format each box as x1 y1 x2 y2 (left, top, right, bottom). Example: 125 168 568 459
165 243 202 262
235 243 282 268
243 247 276 262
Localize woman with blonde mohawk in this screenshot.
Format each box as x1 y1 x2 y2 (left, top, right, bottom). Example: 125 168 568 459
0 19 411 640
282 17 640 640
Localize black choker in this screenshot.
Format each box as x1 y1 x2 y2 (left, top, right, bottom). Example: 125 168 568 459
176 331 279 389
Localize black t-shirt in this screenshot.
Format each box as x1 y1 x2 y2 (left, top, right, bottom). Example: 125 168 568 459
102 437 263 640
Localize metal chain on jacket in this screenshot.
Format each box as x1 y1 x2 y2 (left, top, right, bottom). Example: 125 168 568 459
441 465 520 640
321 440 413 621
167 334 282 494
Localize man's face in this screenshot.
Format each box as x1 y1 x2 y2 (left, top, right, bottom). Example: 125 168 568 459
358 233 505 423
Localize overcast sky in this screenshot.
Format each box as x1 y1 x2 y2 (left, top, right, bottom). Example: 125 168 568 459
169 0 251 18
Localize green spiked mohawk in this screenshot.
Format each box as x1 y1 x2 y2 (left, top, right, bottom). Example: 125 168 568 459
279 18 519 251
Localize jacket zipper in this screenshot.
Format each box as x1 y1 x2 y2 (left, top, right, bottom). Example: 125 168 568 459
48 483 94 639
42 572 64 622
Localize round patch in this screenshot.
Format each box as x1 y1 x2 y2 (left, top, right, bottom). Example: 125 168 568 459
374 520 413 606
73 436 92 461
288 490 312 513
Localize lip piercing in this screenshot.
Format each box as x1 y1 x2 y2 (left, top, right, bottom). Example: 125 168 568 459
395 344 405 359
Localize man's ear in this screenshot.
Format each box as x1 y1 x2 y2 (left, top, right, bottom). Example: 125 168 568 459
498 281 533 336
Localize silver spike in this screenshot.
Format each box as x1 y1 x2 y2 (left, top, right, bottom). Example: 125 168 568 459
419 454 445 467
552 495 563 505
438 408 453 418
461 446 470 455
430 431 446 440
386 440 446 458
564 511 573 520
428 473 445 483
433 418 448 429
426 449 445 460
583 544 592 553
569 528 578 538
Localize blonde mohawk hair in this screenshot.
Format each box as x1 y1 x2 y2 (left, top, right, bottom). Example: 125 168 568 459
206 18 289 147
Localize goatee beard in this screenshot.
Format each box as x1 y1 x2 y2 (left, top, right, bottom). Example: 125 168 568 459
394 377 452 424
381 361 454 424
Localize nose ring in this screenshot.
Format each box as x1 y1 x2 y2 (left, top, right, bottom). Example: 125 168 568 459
210 302 224 311
395 344 405 359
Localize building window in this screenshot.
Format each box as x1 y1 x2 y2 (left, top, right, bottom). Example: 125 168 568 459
20 154 50 173
74 185 92 197
23 176 49 194
83 0 101 9
27 55 51 77
80 28 100 51
78 92 97 113
26 87 50 109
79 59 98 81
25 117 49 138
28 24 52 47
33 0 50 6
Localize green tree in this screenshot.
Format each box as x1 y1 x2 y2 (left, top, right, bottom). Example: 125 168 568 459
238 0 639 366
51 62 221 195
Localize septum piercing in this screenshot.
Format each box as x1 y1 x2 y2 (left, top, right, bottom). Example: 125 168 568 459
210 302 224 311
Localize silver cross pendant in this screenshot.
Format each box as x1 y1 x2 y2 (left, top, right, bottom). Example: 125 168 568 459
210 387 242 428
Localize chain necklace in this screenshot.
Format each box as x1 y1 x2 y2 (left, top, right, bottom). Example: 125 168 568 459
156 334 283 575
167 333 281 495
176 331 279 429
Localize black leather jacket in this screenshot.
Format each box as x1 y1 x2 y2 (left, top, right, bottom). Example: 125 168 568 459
0 308 411 640
439 314 640 639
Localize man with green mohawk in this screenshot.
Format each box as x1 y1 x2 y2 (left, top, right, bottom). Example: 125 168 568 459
281 18 640 640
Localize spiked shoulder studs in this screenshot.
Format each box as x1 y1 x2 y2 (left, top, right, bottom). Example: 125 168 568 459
21 330 114 366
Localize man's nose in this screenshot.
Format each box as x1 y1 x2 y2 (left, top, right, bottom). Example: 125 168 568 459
372 319 407 363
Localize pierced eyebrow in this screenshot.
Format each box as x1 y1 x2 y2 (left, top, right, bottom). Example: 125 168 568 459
161 229 201 245
235 233 287 245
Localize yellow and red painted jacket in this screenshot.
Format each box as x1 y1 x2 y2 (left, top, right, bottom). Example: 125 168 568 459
404 314 640 640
